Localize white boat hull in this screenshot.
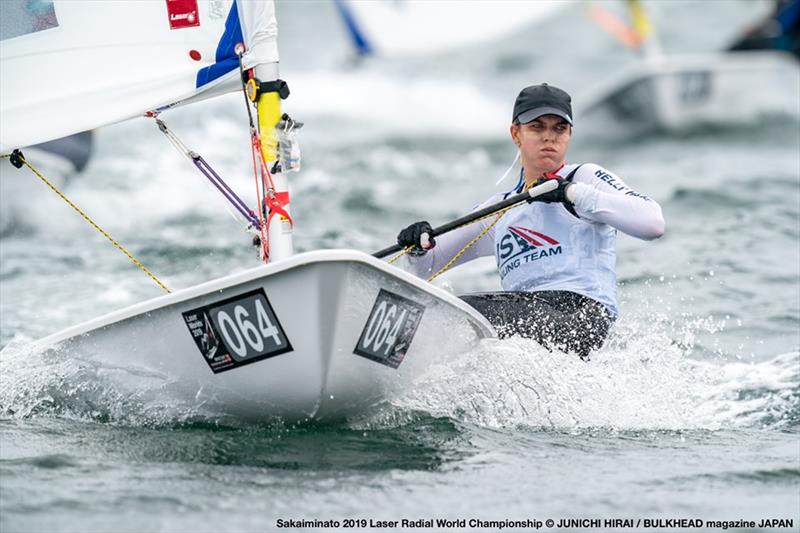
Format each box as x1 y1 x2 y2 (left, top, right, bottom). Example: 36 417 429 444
35 250 495 422
578 51 800 136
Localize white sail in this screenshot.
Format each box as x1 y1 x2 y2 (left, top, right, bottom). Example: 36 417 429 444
0 0 279 151
335 0 574 57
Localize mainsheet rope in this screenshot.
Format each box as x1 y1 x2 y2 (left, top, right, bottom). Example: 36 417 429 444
1 151 172 294
387 175 553 282
387 203 518 282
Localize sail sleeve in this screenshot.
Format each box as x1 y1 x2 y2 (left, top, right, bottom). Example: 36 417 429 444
0 0 279 152
236 0 279 73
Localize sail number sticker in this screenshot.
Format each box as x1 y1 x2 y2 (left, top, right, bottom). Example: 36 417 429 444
354 289 425 369
183 289 292 374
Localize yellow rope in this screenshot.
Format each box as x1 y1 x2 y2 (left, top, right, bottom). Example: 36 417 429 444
386 246 414 265
426 205 514 281
387 202 521 282
1 152 172 294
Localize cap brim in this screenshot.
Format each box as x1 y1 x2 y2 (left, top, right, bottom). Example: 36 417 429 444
517 106 573 125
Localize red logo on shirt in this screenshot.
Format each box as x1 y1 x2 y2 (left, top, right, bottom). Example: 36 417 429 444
166 0 200 29
508 226 559 247
497 226 563 278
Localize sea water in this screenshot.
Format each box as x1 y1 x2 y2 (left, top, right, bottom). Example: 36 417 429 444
1 1 798 532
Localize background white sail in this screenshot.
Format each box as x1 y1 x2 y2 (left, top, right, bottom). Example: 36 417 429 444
334 0 574 57
0 0 279 152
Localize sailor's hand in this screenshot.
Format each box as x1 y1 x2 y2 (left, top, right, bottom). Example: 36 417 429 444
528 178 575 205
397 221 435 256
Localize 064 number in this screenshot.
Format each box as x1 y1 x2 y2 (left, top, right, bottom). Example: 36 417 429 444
361 301 407 356
215 298 282 358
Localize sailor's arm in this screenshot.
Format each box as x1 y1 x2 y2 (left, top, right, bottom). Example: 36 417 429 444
393 196 501 278
569 164 665 240
395 217 495 278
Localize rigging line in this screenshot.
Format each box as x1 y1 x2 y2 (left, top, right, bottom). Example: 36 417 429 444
193 155 259 227
387 204 517 281
236 46 272 262
152 117 259 229
2 151 171 294
250 134 270 260
411 179 548 280
235 45 257 131
427 206 512 282
495 150 521 186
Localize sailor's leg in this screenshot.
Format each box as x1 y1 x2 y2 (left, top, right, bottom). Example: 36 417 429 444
533 292 612 359
460 291 612 359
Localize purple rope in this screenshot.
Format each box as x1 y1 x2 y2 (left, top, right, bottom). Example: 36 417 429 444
192 155 260 229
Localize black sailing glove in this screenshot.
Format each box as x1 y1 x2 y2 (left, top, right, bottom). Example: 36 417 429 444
527 178 574 205
397 221 435 256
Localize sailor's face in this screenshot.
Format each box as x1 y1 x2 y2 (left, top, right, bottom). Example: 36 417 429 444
511 115 571 174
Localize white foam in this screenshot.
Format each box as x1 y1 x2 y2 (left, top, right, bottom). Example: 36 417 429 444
0 337 230 426
3 324 796 432
364 320 799 431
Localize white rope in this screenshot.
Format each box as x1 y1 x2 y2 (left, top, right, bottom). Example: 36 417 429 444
495 149 521 186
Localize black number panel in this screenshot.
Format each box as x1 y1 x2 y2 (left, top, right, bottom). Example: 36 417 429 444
354 289 425 369
183 289 293 374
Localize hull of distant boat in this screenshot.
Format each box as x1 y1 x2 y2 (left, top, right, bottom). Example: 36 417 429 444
0 148 70 233
1 132 93 233
35 250 496 422
577 51 800 137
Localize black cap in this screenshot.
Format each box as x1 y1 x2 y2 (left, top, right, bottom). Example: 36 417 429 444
512 83 573 125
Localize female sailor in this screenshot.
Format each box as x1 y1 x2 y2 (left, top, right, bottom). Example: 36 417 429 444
395 83 665 359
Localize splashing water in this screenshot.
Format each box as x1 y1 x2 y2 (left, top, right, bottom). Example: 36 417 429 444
356 304 799 431
0 336 239 428
2 310 796 432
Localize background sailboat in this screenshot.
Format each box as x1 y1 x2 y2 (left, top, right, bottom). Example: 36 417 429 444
333 0 574 58
0 130 93 233
576 0 800 137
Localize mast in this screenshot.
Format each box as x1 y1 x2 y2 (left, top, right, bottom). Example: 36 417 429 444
255 62 294 261
626 0 675 129
237 0 295 262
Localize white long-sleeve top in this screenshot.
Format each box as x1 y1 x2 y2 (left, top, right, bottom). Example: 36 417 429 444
397 163 665 318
